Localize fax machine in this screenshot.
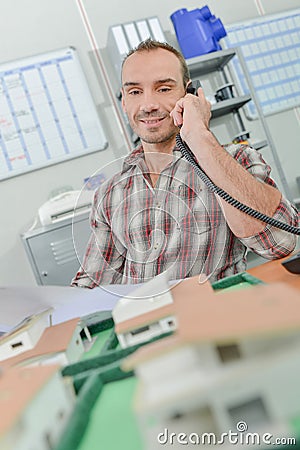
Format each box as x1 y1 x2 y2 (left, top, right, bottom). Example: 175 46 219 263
38 190 94 226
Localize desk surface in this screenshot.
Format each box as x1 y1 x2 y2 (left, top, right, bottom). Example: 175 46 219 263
248 255 300 291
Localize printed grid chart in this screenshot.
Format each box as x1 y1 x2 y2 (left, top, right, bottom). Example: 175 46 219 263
0 47 107 180
223 9 300 119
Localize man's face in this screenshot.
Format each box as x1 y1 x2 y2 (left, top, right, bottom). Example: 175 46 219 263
121 48 186 146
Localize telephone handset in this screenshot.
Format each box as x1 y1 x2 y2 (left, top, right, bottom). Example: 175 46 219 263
177 82 300 236
186 79 201 96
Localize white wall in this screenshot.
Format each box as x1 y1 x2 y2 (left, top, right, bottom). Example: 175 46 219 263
0 0 299 285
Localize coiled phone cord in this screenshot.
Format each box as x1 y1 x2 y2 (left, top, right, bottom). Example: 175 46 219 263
176 134 300 236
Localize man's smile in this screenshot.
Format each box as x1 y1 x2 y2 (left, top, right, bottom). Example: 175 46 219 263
138 116 169 128
142 118 163 124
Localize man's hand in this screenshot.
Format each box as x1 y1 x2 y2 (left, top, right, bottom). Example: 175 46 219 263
170 87 211 146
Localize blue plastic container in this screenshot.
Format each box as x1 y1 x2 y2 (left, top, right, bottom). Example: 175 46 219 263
170 7 227 59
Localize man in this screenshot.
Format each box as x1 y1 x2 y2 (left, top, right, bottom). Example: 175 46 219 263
72 39 298 288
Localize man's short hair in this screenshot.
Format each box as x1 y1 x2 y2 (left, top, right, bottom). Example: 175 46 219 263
122 38 190 87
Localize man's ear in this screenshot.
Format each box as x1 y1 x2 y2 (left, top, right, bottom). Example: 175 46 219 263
120 88 126 113
185 79 192 94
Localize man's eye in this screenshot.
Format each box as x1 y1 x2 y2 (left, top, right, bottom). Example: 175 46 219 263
128 90 141 96
159 87 171 93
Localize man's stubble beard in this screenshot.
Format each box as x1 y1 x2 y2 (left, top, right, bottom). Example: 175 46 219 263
129 120 178 145
140 130 177 145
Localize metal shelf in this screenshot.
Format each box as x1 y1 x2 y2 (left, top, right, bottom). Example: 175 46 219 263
187 48 236 76
251 139 268 151
211 95 251 118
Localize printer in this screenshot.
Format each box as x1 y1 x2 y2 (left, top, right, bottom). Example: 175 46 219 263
38 190 94 226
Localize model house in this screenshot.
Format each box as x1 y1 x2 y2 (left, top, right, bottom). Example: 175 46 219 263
0 308 53 361
112 273 214 348
1 317 84 369
0 364 75 450
123 282 300 449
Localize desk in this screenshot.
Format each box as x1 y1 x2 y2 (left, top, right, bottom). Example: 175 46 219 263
248 255 300 291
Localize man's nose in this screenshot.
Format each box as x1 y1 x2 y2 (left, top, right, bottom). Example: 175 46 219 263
139 92 159 113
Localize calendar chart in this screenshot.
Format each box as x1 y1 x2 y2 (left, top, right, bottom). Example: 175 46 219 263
0 47 107 180
223 9 300 119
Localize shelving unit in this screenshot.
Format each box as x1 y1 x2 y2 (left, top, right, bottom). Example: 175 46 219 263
186 47 292 200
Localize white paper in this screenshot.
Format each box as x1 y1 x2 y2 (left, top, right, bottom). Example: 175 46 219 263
0 284 138 332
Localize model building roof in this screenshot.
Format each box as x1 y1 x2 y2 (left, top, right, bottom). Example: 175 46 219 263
123 282 300 370
176 282 300 344
0 318 80 369
0 365 59 435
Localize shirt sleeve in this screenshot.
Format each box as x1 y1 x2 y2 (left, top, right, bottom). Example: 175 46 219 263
227 143 299 259
71 187 126 288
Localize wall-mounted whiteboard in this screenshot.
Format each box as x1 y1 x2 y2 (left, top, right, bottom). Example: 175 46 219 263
223 8 300 119
0 47 107 181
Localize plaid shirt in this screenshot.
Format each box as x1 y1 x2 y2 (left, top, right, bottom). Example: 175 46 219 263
72 144 298 287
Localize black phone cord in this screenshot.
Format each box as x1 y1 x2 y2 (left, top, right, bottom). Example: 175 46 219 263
176 134 300 236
